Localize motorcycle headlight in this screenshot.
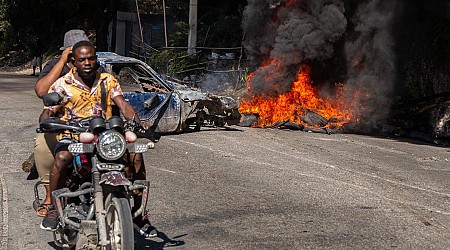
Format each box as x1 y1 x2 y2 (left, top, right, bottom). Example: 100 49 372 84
96 131 126 160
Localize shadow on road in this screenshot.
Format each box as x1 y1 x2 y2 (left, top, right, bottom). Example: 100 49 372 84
45 228 186 249
135 229 186 249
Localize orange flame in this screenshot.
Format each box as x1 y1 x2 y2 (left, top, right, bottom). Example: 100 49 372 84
239 63 357 128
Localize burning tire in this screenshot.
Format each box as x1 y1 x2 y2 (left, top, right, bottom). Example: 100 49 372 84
303 109 328 127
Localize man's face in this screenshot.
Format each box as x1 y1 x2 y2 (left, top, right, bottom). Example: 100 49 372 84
73 45 97 80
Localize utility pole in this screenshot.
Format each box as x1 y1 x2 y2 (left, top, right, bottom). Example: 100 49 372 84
163 0 168 47
188 0 197 55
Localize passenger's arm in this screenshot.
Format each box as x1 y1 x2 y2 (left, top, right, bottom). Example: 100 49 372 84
35 47 72 98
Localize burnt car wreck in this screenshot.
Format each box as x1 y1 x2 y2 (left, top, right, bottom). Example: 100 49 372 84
96 52 241 133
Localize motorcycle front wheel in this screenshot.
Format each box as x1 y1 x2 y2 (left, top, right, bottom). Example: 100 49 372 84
105 196 134 250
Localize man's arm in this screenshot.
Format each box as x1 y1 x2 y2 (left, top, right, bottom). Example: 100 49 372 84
107 74 148 129
112 95 141 123
39 78 65 120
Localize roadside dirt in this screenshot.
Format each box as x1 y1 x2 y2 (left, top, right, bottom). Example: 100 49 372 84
0 62 32 73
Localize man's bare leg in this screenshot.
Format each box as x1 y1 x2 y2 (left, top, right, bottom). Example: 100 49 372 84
41 148 71 231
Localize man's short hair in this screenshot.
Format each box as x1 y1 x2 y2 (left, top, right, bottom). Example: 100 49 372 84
72 41 96 55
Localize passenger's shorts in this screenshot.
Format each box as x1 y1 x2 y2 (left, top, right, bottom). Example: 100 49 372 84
34 133 58 183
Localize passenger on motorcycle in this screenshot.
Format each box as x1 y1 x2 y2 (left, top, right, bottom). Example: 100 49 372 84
34 30 93 218
39 41 156 237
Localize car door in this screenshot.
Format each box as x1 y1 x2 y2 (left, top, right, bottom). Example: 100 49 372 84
109 62 182 132
123 92 181 133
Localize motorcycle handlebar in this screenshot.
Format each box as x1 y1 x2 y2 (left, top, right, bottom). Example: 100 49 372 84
38 119 88 133
134 126 161 142
37 117 160 143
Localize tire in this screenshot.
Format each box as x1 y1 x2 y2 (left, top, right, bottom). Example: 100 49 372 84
105 197 134 250
65 230 78 249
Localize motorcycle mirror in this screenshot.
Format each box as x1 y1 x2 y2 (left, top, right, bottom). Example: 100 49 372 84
143 96 160 110
43 92 63 106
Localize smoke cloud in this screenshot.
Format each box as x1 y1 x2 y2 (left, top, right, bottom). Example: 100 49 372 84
344 0 398 129
242 0 399 129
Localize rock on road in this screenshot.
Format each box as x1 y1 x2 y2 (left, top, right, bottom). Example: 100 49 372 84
1 71 450 249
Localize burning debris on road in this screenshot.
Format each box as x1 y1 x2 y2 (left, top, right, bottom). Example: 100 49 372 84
238 64 356 133
240 110 343 135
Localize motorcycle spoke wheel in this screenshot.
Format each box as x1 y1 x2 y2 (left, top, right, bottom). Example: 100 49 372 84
105 197 134 250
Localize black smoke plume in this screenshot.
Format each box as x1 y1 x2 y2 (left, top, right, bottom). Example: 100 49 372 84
242 0 399 129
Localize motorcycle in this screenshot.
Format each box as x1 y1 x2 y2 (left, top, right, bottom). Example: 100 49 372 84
32 93 161 249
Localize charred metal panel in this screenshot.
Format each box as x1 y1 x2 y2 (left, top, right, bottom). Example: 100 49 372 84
123 92 181 132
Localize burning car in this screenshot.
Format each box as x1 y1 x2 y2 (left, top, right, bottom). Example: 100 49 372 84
96 52 241 132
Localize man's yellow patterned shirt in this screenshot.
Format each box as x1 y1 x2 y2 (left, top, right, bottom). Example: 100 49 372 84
46 67 123 122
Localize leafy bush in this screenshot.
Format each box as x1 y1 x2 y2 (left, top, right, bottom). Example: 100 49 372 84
147 48 202 78
0 22 13 55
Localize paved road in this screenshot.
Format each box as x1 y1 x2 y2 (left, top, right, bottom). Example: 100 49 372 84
1 71 450 249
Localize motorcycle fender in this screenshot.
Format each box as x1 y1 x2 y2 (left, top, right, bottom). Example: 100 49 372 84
99 171 132 186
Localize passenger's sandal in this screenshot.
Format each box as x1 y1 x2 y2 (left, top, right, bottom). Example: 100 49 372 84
36 203 51 217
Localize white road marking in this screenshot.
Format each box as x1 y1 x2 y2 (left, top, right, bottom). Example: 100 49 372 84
148 166 177 174
0 174 8 249
167 137 236 158
255 144 336 169
306 137 339 141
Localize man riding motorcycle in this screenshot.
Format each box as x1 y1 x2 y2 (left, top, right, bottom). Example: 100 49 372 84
39 40 156 237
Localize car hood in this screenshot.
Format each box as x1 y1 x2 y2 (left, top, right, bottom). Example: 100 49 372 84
171 81 239 109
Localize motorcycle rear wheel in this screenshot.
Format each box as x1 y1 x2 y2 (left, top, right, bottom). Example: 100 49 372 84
105 197 134 250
